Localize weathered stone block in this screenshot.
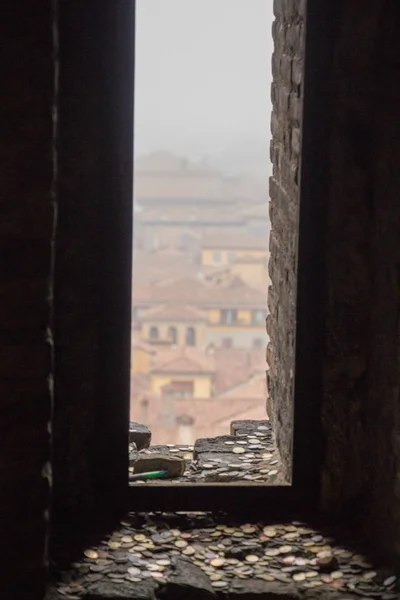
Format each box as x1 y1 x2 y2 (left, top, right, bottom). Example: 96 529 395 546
228 578 299 599
129 422 151 449
165 558 215 599
85 578 159 599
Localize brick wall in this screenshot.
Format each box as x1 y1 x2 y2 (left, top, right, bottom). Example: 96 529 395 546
269 0 400 567
0 3 54 597
267 0 305 477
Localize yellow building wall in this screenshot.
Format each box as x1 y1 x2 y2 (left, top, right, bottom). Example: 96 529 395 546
151 373 212 399
207 309 221 324
236 249 266 260
237 309 252 324
206 309 253 326
141 322 205 347
231 261 268 286
131 347 152 374
202 249 228 267
201 248 267 267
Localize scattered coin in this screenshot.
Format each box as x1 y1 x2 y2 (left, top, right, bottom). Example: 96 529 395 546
121 536 133 543
245 554 259 563
263 527 277 537
212 580 228 588
210 558 225 567
52 427 399 599
83 549 98 560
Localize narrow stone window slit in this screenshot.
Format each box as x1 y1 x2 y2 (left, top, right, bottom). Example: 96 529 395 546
129 0 289 487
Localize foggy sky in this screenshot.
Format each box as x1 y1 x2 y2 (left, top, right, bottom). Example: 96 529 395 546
134 0 273 166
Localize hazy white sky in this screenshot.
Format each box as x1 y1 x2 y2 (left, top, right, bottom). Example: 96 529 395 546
134 0 273 166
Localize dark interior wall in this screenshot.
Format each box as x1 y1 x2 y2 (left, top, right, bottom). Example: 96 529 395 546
0 0 134 593
51 0 133 547
320 0 400 566
0 3 54 597
267 0 305 477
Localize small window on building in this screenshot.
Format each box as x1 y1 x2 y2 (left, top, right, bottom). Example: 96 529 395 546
221 309 237 325
186 327 196 346
253 309 265 325
222 337 233 349
168 326 178 344
149 326 159 340
212 251 222 265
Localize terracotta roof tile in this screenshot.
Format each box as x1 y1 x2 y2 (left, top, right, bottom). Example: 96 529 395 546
133 395 267 445
131 337 157 354
140 304 206 323
151 347 216 374
212 347 266 393
215 372 266 400
132 249 198 285
133 276 266 309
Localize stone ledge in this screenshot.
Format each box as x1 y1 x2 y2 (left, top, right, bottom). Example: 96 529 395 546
47 513 398 600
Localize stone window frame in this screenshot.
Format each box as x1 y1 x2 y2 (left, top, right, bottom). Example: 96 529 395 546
51 0 335 548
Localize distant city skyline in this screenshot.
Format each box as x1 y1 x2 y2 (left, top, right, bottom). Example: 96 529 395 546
134 0 273 174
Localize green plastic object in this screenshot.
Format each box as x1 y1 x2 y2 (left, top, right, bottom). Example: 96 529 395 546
129 470 169 481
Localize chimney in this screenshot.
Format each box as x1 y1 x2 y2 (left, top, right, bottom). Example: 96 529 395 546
176 414 195 446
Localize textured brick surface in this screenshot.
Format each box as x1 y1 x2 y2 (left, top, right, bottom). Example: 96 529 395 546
0 3 54 597
269 0 400 568
267 0 304 478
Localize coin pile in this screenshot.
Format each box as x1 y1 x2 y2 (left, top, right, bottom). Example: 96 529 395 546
52 512 399 599
129 421 286 485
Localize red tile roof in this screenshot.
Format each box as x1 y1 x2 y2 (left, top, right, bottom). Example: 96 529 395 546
130 373 151 397
140 304 206 323
139 395 267 445
133 276 266 309
151 347 216 375
212 346 266 393
132 249 198 285
131 336 157 354
215 372 266 400
130 346 268 444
